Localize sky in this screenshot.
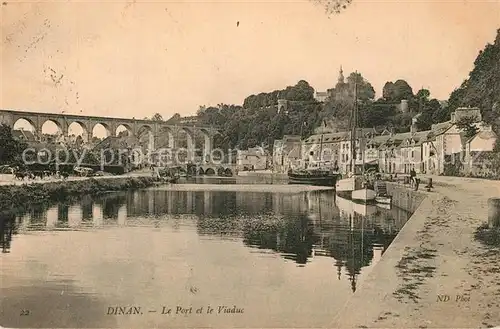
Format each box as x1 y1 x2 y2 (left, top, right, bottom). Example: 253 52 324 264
1 0 499 136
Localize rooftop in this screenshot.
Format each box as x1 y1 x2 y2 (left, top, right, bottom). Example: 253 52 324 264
466 130 497 143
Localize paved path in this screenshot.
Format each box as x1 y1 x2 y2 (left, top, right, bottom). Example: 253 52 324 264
333 176 500 328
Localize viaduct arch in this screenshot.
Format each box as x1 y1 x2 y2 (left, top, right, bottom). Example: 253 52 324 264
0 109 221 163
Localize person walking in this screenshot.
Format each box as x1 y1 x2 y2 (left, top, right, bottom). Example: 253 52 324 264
410 168 416 187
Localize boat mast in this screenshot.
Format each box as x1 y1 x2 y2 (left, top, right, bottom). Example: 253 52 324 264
350 75 358 174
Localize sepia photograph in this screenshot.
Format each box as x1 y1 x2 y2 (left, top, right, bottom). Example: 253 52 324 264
1 0 500 328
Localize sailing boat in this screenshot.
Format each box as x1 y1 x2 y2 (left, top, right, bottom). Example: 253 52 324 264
288 132 340 186
335 74 376 202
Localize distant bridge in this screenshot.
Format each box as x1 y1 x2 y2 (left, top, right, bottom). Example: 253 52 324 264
0 109 221 157
190 163 238 176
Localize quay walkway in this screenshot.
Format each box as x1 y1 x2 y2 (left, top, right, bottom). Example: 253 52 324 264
333 175 500 329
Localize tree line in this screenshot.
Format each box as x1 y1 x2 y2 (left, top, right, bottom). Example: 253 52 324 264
192 75 446 151
192 29 500 153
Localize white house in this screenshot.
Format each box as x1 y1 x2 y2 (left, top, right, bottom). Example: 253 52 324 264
301 132 346 169
419 107 492 175
464 129 498 175
365 134 391 170
237 147 268 171
400 131 428 174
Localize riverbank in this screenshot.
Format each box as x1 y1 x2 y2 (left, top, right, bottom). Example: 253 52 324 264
237 169 288 179
0 176 157 212
154 183 334 193
333 176 500 328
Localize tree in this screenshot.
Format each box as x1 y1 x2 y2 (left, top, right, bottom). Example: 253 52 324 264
151 113 163 121
165 113 182 123
243 80 316 109
346 72 376 101
382 82 396 100
286 80 315 101
197 105 207 116
0 124 27 166
75 135 84 147
359 101 397 129
393 80 414 101
313 0 353 15
415 98 443 131
455 116 480 139
382 79 414 102
415 88 430 102
117 130 129 138
318 98 353 131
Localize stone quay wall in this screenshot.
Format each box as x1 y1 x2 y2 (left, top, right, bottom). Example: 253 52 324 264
386 182 427 213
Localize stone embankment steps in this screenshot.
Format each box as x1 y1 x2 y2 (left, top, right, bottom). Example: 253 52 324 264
333 176 500 329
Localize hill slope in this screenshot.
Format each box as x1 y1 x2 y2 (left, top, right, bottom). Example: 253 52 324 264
447 28 500 125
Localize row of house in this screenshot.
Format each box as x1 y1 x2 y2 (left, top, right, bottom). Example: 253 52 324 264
272 107 498 176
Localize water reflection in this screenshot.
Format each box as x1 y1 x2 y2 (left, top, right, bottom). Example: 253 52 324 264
1 188 411 293
0 212 16 253
242 213 315 265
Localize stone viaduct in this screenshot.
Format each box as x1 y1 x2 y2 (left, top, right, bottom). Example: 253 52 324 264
0 109 221 160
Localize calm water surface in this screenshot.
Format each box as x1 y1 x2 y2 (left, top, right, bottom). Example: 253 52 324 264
0 184 411 328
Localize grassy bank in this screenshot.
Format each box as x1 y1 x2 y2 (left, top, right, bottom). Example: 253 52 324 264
0 176 157 211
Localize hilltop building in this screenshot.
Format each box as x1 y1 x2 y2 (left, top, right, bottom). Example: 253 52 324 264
327 66 351 102
314 91 328 103
313 66 352 104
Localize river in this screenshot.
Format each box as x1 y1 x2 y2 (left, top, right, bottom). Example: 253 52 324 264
0 181 412 328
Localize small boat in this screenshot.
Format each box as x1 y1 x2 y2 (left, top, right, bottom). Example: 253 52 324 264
352 186 377 202
374 180 391 204
376 202 391 210
337 175 376 202
375 195 392 204
288 168 339 187
290 133 340 187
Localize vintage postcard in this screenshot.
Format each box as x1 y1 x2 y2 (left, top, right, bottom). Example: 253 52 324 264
1 0 500 328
